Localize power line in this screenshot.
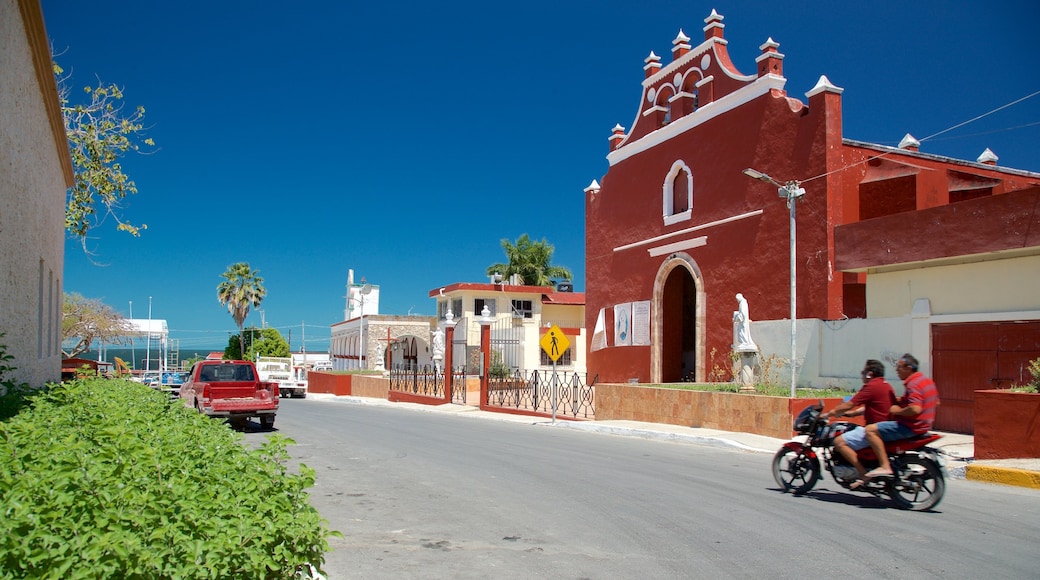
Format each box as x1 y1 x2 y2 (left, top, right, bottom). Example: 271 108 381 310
801 89 1040 186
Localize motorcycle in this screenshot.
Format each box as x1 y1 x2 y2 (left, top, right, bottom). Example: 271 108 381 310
772 403 946 511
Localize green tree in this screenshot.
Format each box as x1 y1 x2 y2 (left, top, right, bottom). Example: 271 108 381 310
61 292 132 358
486 234 573 287
180 354 205 370
55 62 156 244
224 327 290 361
216 263 266 357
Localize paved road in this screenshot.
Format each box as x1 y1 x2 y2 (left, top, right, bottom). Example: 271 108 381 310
247 398 1040 579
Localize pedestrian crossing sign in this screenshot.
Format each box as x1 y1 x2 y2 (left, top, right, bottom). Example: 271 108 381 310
540 324 570 363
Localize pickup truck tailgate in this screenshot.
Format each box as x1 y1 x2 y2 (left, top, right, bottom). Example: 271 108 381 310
206 381 278 411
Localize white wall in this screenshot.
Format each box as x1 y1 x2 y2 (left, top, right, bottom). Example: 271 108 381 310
867 253 1040 318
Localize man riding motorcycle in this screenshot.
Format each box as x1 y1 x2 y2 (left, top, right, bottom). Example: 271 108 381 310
821 359 896 485
860 353 940 480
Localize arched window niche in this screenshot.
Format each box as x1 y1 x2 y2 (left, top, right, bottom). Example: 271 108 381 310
663 160 693 225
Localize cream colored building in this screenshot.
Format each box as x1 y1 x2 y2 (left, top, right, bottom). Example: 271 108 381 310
1 0 74 386
431 282 586 374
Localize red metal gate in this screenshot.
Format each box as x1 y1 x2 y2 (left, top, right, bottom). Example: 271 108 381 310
932 321 1040 433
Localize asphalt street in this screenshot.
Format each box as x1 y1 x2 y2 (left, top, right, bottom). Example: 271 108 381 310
246 398 1040 579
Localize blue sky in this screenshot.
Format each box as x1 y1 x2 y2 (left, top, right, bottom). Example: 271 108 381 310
45 1 1039 353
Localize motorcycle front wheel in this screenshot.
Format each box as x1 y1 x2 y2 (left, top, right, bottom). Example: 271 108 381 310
888 455 945 511
772 445 821 495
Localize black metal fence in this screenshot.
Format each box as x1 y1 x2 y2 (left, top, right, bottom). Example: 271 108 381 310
388 364 467 405
486 369 596 419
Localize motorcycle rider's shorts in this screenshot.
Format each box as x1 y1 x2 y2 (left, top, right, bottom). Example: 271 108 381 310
840 426 869 450
875 421 916 441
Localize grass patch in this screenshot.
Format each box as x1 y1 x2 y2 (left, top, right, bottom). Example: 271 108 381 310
321 369 383 375
648 382 847 398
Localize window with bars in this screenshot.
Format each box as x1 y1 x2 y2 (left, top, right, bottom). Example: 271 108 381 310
474 298 497 316
438 299 463 319
510 299 533 319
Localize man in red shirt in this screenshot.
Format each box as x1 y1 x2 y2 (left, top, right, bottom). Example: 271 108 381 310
824 359 896 480
862 353 940 479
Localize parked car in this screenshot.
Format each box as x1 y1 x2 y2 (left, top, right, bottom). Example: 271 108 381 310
159 371 187 398
179 360 278 429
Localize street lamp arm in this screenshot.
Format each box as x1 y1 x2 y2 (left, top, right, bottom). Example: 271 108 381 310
742 168 781 186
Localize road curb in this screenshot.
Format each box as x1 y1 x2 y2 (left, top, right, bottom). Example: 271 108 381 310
965 464 1040 490
550 421 773 453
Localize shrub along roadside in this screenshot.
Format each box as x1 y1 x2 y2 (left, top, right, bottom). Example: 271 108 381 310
0 379 339 579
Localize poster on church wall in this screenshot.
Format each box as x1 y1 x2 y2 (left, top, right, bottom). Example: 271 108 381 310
614 303 632 347
631 300 650 346
591 308 607 352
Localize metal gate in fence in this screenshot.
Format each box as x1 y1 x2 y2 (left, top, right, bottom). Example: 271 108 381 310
487 369 595 419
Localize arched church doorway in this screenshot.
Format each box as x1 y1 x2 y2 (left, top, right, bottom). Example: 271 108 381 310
652 255 705 383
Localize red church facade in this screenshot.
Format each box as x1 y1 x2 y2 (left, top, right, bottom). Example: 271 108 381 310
585 10 1040 387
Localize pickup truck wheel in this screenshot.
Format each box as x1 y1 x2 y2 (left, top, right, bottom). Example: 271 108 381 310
260 415 275 429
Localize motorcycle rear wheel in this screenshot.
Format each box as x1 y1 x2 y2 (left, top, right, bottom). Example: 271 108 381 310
772 446 821 495
888 455 945 511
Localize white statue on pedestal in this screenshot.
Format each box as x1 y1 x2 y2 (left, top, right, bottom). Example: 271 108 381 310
431 327 445 372
733 293 758 351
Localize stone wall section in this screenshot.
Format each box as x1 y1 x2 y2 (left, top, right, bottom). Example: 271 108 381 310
0 0 72 387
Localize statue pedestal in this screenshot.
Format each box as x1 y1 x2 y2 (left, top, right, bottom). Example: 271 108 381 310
734 349 758 392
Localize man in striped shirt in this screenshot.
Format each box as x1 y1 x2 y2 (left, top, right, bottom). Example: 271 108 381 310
862 353 940 479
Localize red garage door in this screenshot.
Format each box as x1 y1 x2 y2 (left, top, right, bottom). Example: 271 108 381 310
932 321 1040 434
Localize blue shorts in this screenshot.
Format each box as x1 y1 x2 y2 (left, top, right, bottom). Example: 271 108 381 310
875 421 917 441
840 426 868 450
841 422 918 451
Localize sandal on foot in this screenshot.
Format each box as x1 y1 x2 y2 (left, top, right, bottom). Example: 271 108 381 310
849 478 868 490
865 467 894 478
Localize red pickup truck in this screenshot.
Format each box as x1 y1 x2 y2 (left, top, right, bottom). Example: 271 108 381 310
180 360 278 428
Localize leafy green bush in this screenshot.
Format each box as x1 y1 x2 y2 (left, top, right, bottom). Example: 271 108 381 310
1013 357 1040 393
0 379 338 578
0 335 41 422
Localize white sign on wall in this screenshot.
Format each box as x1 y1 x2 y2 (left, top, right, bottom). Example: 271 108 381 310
614 303 632 347
631 300 651 346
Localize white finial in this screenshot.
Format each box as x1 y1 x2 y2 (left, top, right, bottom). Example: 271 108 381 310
977 148 999 164
645 51 661 63
612 123 625 133
805 75 844 98
674 29 690 43
898 133 920 150
584 179 601 196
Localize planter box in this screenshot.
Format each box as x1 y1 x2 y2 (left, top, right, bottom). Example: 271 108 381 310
975 390 1040 459
594 383 853 439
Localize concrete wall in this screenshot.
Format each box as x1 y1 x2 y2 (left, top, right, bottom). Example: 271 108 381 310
751 316 913 392
595 383 850 439
0 0 71 387
307 372 389 399
753 300 1040 395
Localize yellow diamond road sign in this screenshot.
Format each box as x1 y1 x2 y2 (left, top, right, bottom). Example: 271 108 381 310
540 324 570 363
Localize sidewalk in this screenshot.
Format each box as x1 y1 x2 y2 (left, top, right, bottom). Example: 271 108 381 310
308 393 1040 491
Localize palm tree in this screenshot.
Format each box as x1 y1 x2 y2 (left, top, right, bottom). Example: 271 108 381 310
216 262 267 357
486 234 572 287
